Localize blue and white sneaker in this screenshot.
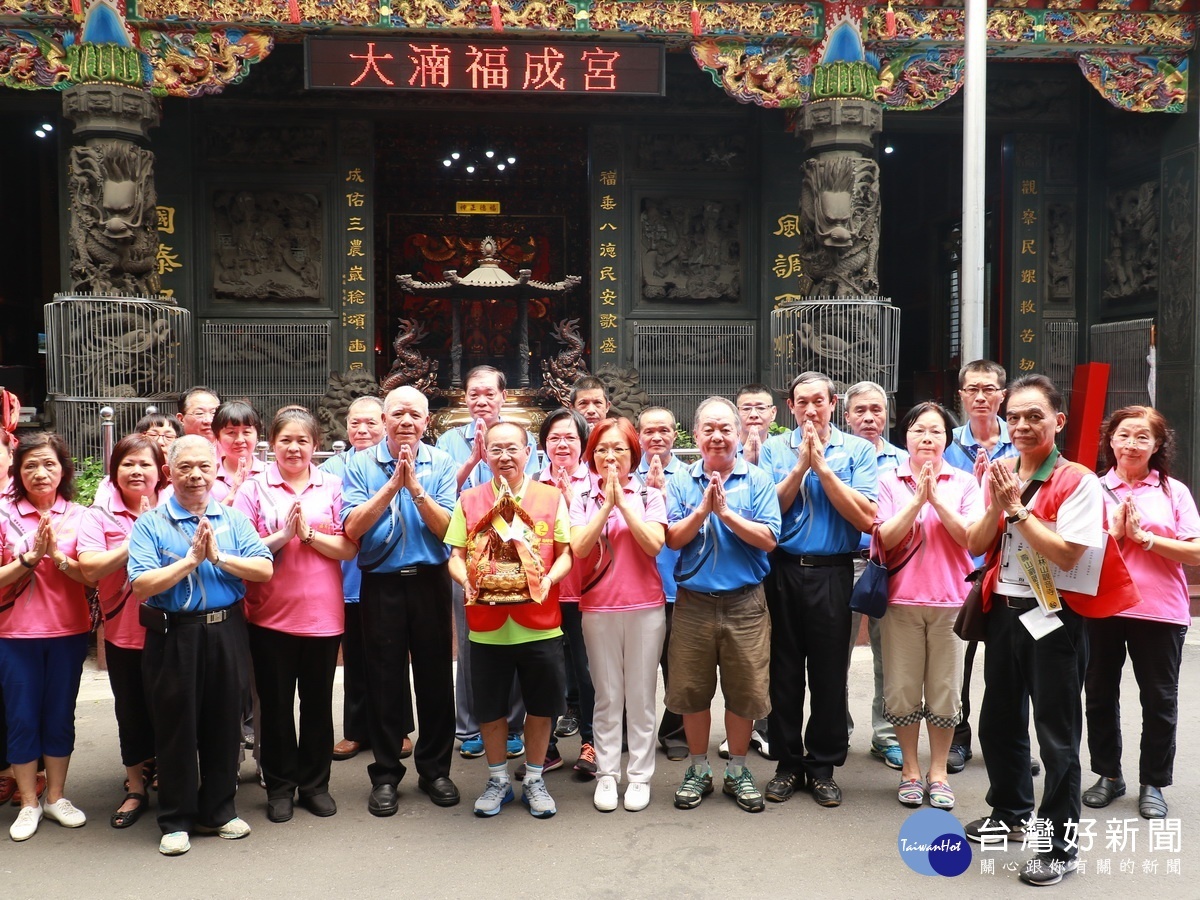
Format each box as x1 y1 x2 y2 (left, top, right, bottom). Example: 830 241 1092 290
506 733 525 759
522 777 556 818
460 736 485 759
473 778 514 817
871 741 904 770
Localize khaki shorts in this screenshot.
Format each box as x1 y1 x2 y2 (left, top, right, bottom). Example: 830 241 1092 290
666 583 771 721
879 604 964 729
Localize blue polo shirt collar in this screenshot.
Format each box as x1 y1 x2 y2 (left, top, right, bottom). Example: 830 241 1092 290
687 456 750 479
165 494 226 521
788 424 846 449
961 417 1011 447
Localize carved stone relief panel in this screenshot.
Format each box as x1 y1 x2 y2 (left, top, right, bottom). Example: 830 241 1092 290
1102 181 1158 305
210 188 323 301
1046 201 1076 302
634 132 747 175
637 195 742 308
1159 151 1195 362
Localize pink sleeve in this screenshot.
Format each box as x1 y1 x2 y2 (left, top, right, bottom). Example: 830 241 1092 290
875 471 898 524
958 472 984 519
326 477 345 536
231 480 267 537
77 507 110 553
569 490 590 528
1170 478 1200 539
644 486 668 524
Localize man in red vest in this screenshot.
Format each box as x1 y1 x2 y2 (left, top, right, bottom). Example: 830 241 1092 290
446 422 573 819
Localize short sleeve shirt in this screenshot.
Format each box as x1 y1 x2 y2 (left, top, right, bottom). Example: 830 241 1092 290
1100 468 1200 625
128 496 272 613
759 425 878 555
78 491 144 649
340 440 456 572
321 448 365 603
233 463 346 637
537 463 593 603
635 455 683 602
435 420 540 491
858 438 909 552
0 496 89 638
665 459 781 594
944 418 1018 474
569 480 667 612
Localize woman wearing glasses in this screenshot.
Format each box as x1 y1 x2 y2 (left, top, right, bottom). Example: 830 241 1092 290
875 402 982 811
570 417 667 812
1083 407 1200 820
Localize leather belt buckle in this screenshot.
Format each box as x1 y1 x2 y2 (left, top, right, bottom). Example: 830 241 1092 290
398 566 420 576
204 608 229 624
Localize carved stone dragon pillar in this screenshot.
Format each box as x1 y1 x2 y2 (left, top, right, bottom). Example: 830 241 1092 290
794 63 883 299
62 41 162 296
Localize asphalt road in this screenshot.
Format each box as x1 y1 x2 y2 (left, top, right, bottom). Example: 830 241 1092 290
3 629 1198 899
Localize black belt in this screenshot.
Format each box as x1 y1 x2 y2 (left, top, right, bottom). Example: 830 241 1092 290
782 552 856 567
999 595 1039 611
686 583 758 600
169 602 240 625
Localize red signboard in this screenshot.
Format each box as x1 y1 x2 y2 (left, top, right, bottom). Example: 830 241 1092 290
305 37 665 97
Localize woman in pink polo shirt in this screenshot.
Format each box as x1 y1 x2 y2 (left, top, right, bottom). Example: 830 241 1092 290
0 432 93 842
876 402 983 811
78 434 165 830
233 406 355 824
536 408 596 777
570 417 667 813
1084 406 1200 820
212 400 266 505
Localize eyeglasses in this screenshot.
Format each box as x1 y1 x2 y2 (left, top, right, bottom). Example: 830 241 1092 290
545 435 580 445
1112 434 1154 449
907 428 946 438
738 404 772 413
143 431 176 440
959 385 1002 397
595 446 630 456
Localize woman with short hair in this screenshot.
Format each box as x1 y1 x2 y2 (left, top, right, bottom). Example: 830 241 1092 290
211 400 265 505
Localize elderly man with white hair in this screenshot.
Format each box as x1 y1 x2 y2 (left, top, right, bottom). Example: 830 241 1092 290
341 386 460 815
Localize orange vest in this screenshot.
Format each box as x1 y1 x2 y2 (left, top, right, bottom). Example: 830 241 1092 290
460 480 563 633
982 460 1141 617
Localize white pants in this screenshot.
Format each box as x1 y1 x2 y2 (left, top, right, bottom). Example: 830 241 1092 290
582 606 667 784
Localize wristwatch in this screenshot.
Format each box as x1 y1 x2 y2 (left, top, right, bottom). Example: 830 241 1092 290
215 553 231 568
412 490 427 506
1006 507 1031 524
54 555 70 572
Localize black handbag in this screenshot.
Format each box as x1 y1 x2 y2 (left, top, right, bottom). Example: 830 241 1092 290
849 525 916 619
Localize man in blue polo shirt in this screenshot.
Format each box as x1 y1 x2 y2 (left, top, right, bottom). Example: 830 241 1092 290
942 359 1021 775
436 365 537 760
636 406 687 761
759 371 877 809
342 386 460 816
129 435 273 857
665 397 780 814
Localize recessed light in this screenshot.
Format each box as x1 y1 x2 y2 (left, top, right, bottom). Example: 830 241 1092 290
451 152 460 160
34 129 46 138
485 150 495 159
465 165 475 173
884 145 894 154
497 164 506 171
507 156 516 164
443 159 452 167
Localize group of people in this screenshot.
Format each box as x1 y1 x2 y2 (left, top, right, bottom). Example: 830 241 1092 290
0 363 1192 888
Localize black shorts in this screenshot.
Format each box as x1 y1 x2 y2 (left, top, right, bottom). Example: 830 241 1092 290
470 637 566 722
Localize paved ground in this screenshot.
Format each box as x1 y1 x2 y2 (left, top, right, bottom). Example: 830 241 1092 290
3 628 1198 899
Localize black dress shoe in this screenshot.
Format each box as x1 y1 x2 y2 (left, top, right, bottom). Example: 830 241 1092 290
299 792 337 817
418 776 461 807
368 783 399 817
1082 775 1125 809
267 796 294 823
809 776 842 808
1139 785 1168 819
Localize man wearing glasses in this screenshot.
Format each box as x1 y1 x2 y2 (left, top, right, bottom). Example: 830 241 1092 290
942 360 1021 777
735 384 777 467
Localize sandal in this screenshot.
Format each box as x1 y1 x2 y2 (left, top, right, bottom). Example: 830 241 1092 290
898 778 926 808
927 777 955 810
111 792 148 829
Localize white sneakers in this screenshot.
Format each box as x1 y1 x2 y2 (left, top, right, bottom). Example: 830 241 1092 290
9 804 42 841
10 798 86 841
160 832 191 856
194 817 251 839
42 798 87 828
624 782 651 812
593 775 619 812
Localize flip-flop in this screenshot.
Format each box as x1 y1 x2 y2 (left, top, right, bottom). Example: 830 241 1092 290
898 778 926 808
927 778 955 810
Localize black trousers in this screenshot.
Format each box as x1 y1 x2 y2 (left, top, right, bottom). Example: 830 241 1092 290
953 640 979 749
341 603 370 745
247 624 340 801
765 555 852 780
1085 616 1186 788
360 565 454 787
980 599 1087 861
105 642 155 769
142 606 249 835
657 603 684 741
550 603 594 746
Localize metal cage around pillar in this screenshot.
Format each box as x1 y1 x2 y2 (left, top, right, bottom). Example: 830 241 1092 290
770 296 901 399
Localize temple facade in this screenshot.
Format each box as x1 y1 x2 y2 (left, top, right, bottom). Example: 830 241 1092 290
0 0 1197 479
